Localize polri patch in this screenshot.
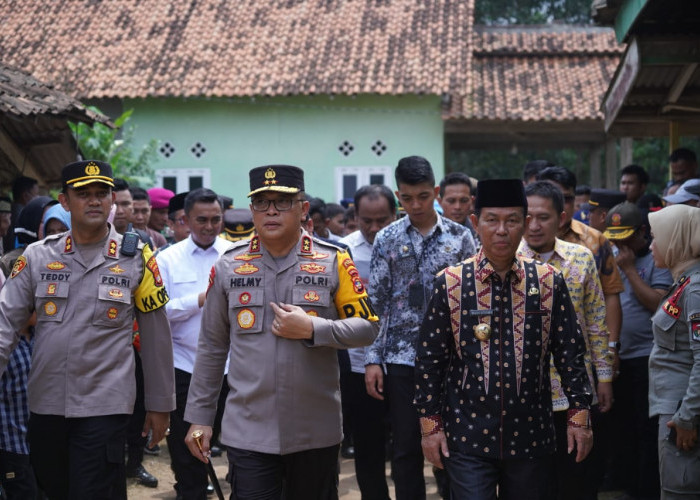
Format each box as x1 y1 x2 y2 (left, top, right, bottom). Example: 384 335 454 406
10 256 27 279
239 292 251 305
107 307 118 320
145 256 164 287
692 321 700 342
304 290 321 302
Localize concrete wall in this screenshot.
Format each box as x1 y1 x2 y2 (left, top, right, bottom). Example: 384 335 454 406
127 94 444 205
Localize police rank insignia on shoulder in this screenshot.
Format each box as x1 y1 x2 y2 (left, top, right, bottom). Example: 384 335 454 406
10 256 27 279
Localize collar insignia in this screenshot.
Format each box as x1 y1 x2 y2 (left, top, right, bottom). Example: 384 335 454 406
64 236 73 253
249 236 261 253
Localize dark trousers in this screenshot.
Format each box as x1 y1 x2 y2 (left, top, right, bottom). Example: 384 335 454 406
227 444 340 500
28 413 128 500
444 450 552 500
611 356 660 499
0 449 37 499
126 347 146 467
167 368 228 500
552 406 607 500
346 372 390 500
385 364 425 500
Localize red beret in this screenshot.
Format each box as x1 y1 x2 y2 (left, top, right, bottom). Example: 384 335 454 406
147 187 175 209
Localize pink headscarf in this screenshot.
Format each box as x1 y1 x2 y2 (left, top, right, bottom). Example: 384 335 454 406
648 204 700 280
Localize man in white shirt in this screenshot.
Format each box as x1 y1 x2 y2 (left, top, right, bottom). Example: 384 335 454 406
340 184 396 500
156 188 231 500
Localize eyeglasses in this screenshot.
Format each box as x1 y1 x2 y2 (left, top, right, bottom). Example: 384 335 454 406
251 198 302 212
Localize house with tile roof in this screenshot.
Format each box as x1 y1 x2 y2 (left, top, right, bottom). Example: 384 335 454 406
0 1 622 201
0 62 110 188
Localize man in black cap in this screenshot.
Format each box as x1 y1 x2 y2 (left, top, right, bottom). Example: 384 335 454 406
584 188 627 233
221 208 255 242
415 178 593 499
183 165 379 499
0 160 175 499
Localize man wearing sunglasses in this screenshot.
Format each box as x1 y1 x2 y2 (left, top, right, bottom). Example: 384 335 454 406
184 165 379 499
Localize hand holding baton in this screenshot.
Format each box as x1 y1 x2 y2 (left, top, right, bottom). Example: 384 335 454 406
191 430 225 500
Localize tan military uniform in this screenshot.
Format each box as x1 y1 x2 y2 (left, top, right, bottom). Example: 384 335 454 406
0 224 175 416
185 232 379 455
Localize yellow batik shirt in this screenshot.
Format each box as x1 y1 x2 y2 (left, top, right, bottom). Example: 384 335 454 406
518 238 612 409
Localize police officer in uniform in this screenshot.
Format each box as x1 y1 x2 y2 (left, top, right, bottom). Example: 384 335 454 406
0 160 175 499
184 165 379 499
648 205 700 498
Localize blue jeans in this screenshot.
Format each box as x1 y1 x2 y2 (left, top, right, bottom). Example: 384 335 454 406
444 450 552 500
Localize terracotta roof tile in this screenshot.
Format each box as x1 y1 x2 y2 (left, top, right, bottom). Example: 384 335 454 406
0 61 108 124
0 0 473 100
457 25 622 121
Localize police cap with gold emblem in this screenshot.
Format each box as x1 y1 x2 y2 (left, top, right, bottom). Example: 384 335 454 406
62 160 114 190
603 202 643 241
223 208 255 242
248 165 304 197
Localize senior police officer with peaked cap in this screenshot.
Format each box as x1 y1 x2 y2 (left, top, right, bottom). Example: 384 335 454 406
184 165 379 500
0 160 175 500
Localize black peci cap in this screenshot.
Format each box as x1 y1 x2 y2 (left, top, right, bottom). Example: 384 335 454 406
168 192 189 214
475 179 527 212
248 165 304 197
62 160 114 189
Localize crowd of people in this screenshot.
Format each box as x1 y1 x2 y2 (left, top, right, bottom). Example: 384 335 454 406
0 148 697 500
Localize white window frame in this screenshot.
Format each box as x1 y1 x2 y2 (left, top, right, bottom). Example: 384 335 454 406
155 168 211 192
334 166 393 202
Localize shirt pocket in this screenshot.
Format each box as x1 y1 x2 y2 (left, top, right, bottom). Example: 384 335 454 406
230 289 265 334
292 285 331 317
93 284 132 327
36 282 69 322
652 307 677 351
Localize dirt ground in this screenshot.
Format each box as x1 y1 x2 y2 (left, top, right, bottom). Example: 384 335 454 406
127 440 623 499
127 439 441 499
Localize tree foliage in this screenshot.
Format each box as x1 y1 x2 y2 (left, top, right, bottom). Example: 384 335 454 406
69 108 158 187
475 0 593 25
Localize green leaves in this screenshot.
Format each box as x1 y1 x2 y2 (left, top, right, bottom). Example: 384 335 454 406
69 107 158 187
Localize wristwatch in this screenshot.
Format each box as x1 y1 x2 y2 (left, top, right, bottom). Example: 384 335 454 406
608 341 620 350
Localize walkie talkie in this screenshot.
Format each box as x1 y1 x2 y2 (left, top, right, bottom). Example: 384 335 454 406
120 223 140 256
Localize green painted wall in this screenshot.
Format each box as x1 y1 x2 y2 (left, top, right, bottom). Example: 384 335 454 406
127 94 444 205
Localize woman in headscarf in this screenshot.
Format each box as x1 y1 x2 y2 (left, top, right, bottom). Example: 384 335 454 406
40 203 71 238
648 204 700 499
0 196 55 278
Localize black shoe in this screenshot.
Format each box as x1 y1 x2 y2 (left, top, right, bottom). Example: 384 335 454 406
207 483 215 496
126 464 158 488
210 444 223 457
341 445 355 459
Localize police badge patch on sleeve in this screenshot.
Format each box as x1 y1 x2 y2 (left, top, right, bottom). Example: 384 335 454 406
10 255 27 278
690 313 700 342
